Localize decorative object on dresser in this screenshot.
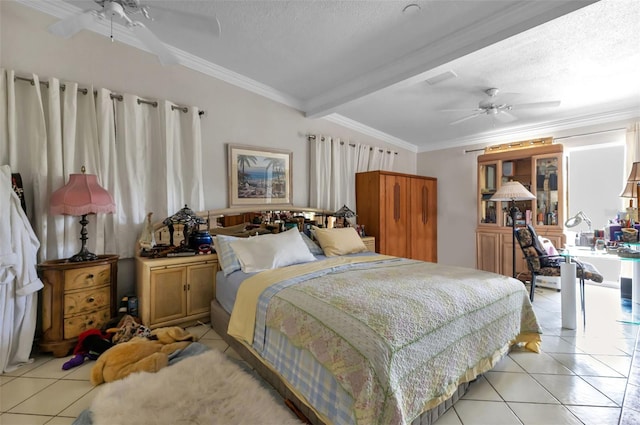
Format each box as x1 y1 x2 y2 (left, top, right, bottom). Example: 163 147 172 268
356 170 437 262
490 181 536 278
49 166 115 262
476 141 565 277
37 255 119 357
620 161 640 222
227 144 292 208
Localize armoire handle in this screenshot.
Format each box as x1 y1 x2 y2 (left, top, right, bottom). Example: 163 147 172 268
422 185 428 224
394 183 400 221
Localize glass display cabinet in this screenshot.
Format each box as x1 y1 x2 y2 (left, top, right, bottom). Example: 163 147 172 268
476 141 565 277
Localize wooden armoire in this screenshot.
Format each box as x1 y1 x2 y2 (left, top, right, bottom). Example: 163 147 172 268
355 170 437 262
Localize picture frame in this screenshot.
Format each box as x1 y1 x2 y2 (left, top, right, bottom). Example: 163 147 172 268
227 144 293 208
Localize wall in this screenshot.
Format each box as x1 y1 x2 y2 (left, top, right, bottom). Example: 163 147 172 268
1 1 416 297
418 121 635 269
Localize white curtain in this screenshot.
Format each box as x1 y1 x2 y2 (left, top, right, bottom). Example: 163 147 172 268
0 69 204 260
309 134 395 212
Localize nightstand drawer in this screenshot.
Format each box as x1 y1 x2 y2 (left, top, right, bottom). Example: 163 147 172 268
64 286 111 317
64 307 111 339
65 264 111 290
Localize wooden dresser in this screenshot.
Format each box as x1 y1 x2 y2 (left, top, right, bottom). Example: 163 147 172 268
37 255 118 357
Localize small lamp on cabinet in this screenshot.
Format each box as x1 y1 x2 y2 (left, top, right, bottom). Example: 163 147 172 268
50 166 115 262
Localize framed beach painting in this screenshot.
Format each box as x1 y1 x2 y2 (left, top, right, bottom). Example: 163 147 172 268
228 144 293 208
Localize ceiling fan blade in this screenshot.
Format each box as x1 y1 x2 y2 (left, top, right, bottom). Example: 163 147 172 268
494 110 518 123
449 112 484 125
440 108 483 113
148 5 221 37
130 22 179 66
49 10 98 38
510 100 561 110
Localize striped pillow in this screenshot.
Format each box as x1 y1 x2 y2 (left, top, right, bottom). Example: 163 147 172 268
213 235 242 276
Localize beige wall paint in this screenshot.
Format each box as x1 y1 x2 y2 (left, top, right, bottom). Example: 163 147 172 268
1 1 416 213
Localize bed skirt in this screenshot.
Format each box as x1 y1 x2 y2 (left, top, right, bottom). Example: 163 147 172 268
210 299 470 425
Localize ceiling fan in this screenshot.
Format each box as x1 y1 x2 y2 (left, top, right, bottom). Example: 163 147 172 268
443 88 561 125
48 0 221 66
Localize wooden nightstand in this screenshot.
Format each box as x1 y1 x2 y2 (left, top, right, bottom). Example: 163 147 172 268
37 255 118 357
135 254 218 329
361 236 376 252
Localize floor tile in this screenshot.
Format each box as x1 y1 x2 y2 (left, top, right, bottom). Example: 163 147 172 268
57 386 100 418
532 374 617 407
619 406 640 425
0 413 53 424
198 338 228 352
59 361 94 381
21 357 79 380
507 402 582 424
591 354 632 377
432 407 462 425
549 352 625 377
565 405 621 425
623 383 640 409
9 380 93 416
508 351 574 375
44 417 77 425
539 335 585 354
453 400 521 425
0 375 15 386
1 357 54 377
483 371 558 404
580 375 627 405
492 355 526 373
184 322 214 339
461 376 502 401
0 378 56 411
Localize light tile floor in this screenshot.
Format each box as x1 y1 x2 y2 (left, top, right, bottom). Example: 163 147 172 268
1 285 639 425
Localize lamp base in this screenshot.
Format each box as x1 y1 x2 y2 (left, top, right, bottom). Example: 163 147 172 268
69 247 98 262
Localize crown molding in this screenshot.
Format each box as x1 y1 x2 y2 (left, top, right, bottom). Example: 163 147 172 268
16 0 303 110
418 107 640 153
323 114 418 153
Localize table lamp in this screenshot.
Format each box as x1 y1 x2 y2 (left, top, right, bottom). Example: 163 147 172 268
50 166 115 262
490 181 535 278
334 205 356 227
621 162 640 216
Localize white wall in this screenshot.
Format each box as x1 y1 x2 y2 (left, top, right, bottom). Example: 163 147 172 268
1 1 416 296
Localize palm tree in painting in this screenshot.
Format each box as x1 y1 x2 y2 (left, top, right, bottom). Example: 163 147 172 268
266 158 286 197
237 155 257 185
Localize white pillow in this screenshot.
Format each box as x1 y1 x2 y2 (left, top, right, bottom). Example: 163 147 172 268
300 232 324 256
229 228 316 273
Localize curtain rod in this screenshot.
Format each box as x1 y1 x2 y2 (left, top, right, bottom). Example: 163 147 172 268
463 127 628 154
307 134 398 155
14 75 205 116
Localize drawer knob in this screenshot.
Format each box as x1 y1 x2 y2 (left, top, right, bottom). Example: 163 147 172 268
87 274 94 279
87 320 94 326
87 296 95 303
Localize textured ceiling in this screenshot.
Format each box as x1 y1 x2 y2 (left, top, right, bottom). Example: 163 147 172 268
20 0 640 152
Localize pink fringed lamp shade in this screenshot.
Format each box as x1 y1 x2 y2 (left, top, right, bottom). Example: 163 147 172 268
50 173 115 216
50 170 115 262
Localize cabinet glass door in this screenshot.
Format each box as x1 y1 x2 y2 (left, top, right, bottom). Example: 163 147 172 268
535 156 559 226
479 162 498 224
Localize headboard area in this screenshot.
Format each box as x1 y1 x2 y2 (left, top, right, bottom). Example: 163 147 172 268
139 206 334 257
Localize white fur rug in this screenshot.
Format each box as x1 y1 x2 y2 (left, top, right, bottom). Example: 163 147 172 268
90 349 304 425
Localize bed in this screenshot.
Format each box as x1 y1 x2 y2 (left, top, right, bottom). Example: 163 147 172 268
209 226 541 425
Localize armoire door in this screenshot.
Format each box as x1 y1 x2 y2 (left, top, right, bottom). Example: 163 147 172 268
382 174 409 258
409 177 437 262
